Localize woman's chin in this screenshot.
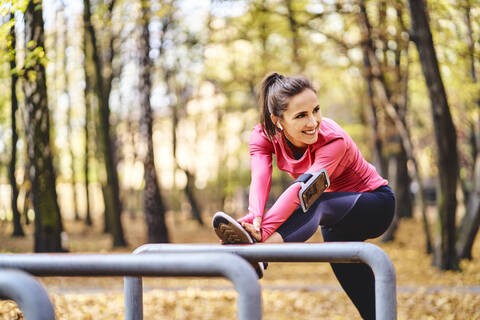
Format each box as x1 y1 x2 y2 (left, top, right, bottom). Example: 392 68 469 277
303 136 318 145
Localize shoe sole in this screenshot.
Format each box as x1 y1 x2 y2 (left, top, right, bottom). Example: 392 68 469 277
212 212 254 244
212 212 264 278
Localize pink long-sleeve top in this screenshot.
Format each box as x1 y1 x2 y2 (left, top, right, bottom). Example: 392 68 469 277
240 117 388 241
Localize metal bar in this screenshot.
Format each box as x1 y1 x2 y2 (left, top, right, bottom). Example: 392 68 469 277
124 276 143 320
130 242 397 320
0 253 261 320
0 269 55 320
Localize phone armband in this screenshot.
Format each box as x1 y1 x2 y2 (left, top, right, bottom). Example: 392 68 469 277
296 169 330 213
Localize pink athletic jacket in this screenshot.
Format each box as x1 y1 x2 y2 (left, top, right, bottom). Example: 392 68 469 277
239 118 388 241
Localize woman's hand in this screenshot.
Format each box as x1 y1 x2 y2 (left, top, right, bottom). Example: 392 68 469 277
241 220 262 242
253 216 262 232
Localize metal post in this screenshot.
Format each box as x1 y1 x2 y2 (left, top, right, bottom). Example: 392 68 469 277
131 242 397 320
0 253 261 320
124 277 142 320
0 269 55 320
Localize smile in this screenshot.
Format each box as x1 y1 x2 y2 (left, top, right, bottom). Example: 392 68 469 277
302 127 318 135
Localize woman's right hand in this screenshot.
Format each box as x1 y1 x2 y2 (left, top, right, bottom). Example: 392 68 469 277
252 216 262 232
241 221 262 242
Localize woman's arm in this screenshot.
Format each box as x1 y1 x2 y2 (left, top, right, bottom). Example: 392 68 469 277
307 138 346 177
258 138 346 241
238 128 273 224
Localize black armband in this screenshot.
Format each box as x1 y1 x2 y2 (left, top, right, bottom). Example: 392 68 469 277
297 169 330 212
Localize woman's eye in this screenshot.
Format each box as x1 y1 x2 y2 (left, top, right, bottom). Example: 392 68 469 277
313 106 320 113
296 114 305 119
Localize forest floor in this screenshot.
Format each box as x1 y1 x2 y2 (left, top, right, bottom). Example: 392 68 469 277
0 210 479 320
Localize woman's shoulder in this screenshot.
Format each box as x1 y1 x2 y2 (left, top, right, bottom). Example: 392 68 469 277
249 124 275 152
318 118 345 142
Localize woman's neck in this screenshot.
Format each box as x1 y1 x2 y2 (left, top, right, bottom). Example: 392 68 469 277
284 135 306 160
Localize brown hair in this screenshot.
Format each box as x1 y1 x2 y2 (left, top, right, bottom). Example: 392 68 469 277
259 72 316 139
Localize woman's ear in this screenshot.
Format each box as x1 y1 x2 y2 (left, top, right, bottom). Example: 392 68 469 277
270 114 283 131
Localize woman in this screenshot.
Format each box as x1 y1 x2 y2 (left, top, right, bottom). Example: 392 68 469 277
213 72 395 320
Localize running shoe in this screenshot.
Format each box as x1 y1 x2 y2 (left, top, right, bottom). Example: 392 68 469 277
212 211 265 278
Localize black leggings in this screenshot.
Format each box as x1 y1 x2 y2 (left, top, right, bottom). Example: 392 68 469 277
277 185 395 319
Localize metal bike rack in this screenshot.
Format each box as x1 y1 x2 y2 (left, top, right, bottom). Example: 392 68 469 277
127 242 397 320
0 253 261 320
0 269 55 320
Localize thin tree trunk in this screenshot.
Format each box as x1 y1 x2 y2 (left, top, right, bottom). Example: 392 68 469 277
382 145 412 242
67 104 80 221
62 7 80 221
408 0 459 270
171 90 204 225
84 98 93 226
358 9 388 177
456 3 480 260
139 1 169 243
9 12 24 237
84 0 125 246
457 162 480 259
216 105 227 211
23 188 32 225
175 85 204 225
393 5 414 221
82 17 93 226
24 0 63 252
359 0 389 177
184 170 203 226
285 0 302 72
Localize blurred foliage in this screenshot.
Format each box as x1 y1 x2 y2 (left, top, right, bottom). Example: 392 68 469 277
0 0 477 194
0 0 478 254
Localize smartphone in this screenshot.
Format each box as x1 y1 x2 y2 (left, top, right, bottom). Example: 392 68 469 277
298 169 330 213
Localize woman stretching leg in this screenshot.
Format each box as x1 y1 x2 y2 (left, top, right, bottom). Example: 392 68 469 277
213 72 395 320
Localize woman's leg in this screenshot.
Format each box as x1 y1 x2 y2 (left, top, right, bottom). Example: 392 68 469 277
321 186 395 320
275 190 364 242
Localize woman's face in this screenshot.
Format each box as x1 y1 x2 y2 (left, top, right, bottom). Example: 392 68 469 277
273 89 322 149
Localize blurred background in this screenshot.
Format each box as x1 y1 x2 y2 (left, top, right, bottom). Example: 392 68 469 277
1 1 480 318
0 0 479 269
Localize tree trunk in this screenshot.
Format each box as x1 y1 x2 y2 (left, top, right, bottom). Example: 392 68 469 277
84 0 125 246
382 147 413 242
456 3 480 260
82 16 93 226
408 0 459 270
24 0 63 252
392 6 414 221
184 170 203 226
62 8 80 221
171 86 204 226
84 100 93 226
9 13 24 237
358 2 388 178
395 146 413 218
457 161 480 259
139 2 169 243
285 0 302 72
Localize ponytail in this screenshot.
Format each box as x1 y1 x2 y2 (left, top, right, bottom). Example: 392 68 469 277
259 72 284 139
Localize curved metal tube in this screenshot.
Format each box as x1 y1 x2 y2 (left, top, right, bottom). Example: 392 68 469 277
132 242 396 320
0 253 261 320
0 269 55 320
